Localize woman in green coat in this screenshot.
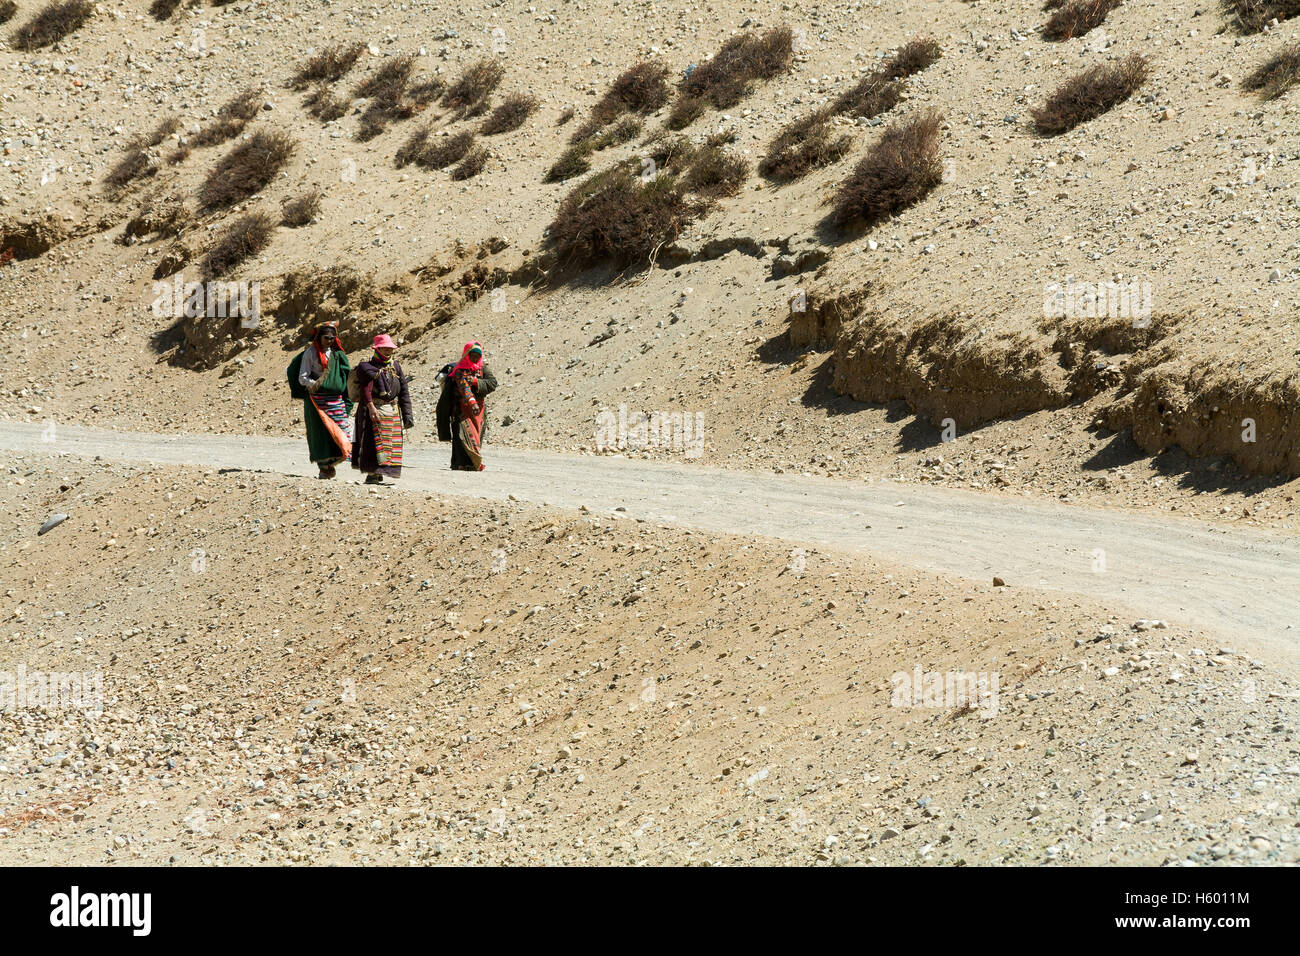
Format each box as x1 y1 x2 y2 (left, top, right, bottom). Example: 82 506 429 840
288 323 354 478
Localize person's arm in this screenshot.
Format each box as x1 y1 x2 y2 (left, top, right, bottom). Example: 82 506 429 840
361 375 378 420
474 365 498 397
456 373 480 416
339 354 355 411
397 363 415 428
299 350 322 390
392 364 413 429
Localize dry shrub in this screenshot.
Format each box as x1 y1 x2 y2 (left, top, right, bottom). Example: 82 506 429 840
202 211 275 278
643 134 700 171
105 150 156 190
443 58 506 116
826 36 939 121
480 94 538 134
759 107 853 181
665 96 708 130
571 61 670 141
11 0 93 50
0 1 20 24
827 108 944 231
352 56 441 140
288 42 366 91
148 0 192 20
547 164 702 268
394 126 432 168
353 54 414 99
668 26 793 128
141 116 181 149
831 74 902 119
1224 0 1300 32
192 89 262 148
396 128 476 170
682 143 749 198
880 36 943 79
451 146 489 180
1042 0 1123 41
1031 54 1148 135
281 189 322 228
557 106 575 125
104 117 182 190
759 35 941 188
122 197 192 243
305 83 351 121
544 117 641 182
544 145 592 183
199 129 296 209
1243 42 1300 98
590 116 642 150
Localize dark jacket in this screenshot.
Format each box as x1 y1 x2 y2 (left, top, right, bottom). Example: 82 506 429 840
437 363 497 440
358 358 414 429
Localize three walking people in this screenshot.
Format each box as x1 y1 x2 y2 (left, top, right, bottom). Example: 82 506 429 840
289 328 495 482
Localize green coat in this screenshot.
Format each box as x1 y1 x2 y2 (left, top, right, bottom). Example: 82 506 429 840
288 349 354 463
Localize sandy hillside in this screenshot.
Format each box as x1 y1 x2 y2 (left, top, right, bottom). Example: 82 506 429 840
1 0 1300 869
1 455 1297 865
0 0 1298 522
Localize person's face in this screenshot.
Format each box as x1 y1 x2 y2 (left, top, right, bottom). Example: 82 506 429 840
375 346 396 360
469 348 483 363
319 330 337 350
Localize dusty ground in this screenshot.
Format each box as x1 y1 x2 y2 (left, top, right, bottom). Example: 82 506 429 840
2 1 1299 867
5 420 1300 656
1 455 1298 865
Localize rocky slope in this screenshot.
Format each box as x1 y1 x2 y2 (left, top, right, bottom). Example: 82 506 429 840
2 456 1297 865
1 0 1298 517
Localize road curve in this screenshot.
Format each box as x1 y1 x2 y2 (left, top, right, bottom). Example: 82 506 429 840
3 421 1297 654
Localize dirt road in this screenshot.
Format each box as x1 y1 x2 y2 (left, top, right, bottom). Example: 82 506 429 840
3 421 1297 656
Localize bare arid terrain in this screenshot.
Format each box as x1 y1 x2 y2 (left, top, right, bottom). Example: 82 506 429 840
2 453 1299 865
1 0 1299 866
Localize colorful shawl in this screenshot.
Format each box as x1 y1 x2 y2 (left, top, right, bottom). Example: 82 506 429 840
373 406 404 467
453 367 484 470
311 394 353 460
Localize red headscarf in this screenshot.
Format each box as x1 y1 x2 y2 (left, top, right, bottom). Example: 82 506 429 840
312 323 338 370
453 341 484 376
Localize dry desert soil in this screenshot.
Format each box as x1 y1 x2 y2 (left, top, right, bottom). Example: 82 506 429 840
1 0 1299 865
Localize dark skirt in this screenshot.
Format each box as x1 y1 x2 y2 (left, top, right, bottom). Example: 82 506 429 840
450 432 476 470
449 409 485 471
351 409 403 478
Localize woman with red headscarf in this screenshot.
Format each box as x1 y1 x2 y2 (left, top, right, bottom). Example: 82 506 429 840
439 341 496 471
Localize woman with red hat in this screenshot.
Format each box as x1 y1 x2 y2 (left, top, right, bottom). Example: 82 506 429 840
351 334 414 485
